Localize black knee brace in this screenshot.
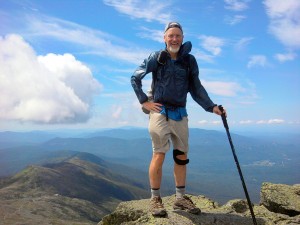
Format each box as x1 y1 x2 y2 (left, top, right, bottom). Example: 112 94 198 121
173 149 189 165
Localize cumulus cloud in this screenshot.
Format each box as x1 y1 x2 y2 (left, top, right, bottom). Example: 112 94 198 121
103 0 172 24
0 34 102 123
264 0 300 49
247 55 268 68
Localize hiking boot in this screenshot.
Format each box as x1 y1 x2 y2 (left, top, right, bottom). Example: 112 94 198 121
150 196 167 217
173 195 201 214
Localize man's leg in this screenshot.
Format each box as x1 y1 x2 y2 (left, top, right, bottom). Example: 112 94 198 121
174 153 187 186
149 152 167 216
173 152 200 214
148 111 170 217
149 152 165 191
174 153 187 198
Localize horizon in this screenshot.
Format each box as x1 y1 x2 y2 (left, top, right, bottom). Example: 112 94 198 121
1 125 299 137
0 0 299 133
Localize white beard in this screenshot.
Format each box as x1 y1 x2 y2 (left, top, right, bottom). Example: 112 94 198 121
168 45 180 53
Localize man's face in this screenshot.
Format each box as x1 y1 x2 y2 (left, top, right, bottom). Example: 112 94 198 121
164 27 183 54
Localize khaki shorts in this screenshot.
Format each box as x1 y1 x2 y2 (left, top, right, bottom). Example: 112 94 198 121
148 111 189 153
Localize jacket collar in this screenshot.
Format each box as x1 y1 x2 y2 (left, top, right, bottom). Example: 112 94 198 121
178 41 192 57
165 41 192 60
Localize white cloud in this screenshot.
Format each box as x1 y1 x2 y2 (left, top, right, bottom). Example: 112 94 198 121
248 160 275 167
247 55 268 68
112 105 123 119
212 121 221 125
239 120 253 124
257 119 285 124
26 14 149 64
224 0 250 11
268 119 285 124
0 34 102 124
202 80 245 97
137 27 164 43
193 49 215 63
198 120 208 124
264 0 300 49
225 15 247 25
199 35 225 56
103 0 172 24
274 52 297 62
235 37 254 50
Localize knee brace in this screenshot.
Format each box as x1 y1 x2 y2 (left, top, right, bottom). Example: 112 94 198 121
173 149 189 165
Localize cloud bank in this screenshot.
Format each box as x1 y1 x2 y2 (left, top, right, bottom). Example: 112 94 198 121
0 34 102 124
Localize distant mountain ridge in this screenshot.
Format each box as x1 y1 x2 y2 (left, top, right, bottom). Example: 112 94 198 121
0 152 149 224
0 128 299 203
0 127 299 224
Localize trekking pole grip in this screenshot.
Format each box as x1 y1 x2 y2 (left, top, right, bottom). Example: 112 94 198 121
218 105 229 130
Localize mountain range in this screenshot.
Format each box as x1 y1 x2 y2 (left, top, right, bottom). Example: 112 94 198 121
0 127 299 224
0 151 148 224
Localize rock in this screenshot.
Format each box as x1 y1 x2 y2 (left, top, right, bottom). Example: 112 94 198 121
260 182 300 216
221 199 249 213
99 195 266 225
99 183 300 225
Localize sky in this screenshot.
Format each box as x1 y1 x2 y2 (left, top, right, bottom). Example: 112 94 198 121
0 0 299 133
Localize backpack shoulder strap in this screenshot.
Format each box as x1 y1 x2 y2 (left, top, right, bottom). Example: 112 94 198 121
182 54 191 76
151 50 167 91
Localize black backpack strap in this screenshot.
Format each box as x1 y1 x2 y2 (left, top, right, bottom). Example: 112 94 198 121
151 50 167 93
182 54 191 76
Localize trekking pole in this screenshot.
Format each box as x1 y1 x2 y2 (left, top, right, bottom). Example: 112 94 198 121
218 105 257 225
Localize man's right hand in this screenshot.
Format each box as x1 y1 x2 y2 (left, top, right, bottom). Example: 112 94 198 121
142 102 162 113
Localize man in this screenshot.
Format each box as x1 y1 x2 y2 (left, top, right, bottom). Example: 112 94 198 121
131 22 226 216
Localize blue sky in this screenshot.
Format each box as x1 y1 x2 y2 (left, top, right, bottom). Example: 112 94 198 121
0 0 299 133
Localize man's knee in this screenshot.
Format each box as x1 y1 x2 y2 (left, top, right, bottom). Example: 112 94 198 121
173 149 189 165
152 152 165 163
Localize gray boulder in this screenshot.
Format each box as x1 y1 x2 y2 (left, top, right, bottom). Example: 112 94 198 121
260 182 300 216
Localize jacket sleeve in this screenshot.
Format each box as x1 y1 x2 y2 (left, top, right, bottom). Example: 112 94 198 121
188 55 217 112
131 52 158 104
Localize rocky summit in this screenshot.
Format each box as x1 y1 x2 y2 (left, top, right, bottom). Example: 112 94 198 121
99 182 300 225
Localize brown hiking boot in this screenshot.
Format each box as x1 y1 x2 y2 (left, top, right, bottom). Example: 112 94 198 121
173 195 201 214
150 196 167 217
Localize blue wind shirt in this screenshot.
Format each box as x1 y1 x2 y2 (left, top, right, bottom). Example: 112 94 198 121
160 105 188 121
131 41 216 116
